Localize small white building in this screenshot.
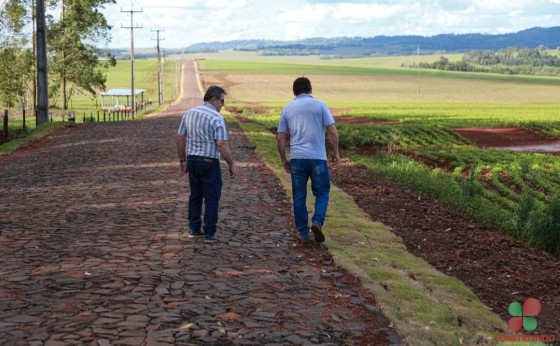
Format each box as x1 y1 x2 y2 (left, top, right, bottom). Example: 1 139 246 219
100 89 146 112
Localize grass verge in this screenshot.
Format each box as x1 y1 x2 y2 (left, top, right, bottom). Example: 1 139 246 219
232 114 507 346
0 122 68 155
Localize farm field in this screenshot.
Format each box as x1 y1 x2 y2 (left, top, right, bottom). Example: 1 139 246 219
181 49 463 68
196 54 560 341
198 56 560 250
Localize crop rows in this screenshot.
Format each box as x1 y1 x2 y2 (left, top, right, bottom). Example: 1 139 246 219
336 120 560 255
343 104 560 127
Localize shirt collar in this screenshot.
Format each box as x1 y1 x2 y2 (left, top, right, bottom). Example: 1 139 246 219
204 102 218 111
295 93 313 100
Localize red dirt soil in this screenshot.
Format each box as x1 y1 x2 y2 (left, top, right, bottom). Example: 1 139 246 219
454 126 560 154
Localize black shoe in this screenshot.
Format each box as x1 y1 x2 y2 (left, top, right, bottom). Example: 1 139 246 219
311 224 325 243
188 231 204 238
204 236 218 244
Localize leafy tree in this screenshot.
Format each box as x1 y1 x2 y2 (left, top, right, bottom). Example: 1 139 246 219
0 0 29 47
47 0 116 110
0 0 33 109
0 47 33 108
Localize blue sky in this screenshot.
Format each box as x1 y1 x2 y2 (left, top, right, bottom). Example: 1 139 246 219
100 0 560 48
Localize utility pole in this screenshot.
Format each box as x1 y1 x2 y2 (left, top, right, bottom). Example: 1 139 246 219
61 0 69 110
121 6 142 119
152 28 165 106
36 0 48 125
32 0 37 116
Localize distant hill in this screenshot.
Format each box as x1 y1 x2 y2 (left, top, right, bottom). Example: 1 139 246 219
183 27 560 57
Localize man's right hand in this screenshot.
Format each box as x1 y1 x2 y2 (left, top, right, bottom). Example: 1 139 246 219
229 164 238 178
331 154 340 165
179 161 188 175
283 159 291 173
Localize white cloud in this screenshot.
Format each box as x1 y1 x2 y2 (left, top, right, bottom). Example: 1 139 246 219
100 0 560 48
474 0 519 10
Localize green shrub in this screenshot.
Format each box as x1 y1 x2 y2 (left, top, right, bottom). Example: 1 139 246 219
533 195 560 256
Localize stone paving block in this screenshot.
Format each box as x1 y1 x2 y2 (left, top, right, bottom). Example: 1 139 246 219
4 315 44 324
113 336 146 345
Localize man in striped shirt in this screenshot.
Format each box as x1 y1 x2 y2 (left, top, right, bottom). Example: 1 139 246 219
176 85 237 243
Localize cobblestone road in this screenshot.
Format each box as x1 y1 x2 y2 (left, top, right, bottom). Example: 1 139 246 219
0 61 399 346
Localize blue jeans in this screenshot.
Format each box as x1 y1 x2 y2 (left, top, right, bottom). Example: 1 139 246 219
290 159 331 237
187 155 222 238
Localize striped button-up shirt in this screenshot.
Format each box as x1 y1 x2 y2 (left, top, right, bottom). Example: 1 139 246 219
177 103 228 159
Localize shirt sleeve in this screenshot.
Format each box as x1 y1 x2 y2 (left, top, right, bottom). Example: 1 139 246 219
214 118 228 141
277 109 288 133
322 102 335 127
177 114 187 135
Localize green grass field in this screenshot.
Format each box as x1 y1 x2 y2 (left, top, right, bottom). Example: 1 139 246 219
65 58 181 109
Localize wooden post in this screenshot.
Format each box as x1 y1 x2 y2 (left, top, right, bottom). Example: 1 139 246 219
3 110 8 141
22 104 26 131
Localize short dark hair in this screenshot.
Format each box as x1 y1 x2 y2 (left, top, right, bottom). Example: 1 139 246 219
203 85 227 102
293 77 312 96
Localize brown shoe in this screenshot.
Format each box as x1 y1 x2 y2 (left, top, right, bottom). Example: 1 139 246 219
311 224 325 243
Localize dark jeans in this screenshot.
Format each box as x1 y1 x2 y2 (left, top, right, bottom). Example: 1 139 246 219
290 159 331 237
187 155 222 238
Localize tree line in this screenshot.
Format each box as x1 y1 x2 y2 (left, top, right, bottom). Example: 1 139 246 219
414 47 560 76
0 0 115 113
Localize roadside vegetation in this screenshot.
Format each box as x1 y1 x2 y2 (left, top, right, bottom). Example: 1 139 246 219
0 1 180 151
0 58 180 153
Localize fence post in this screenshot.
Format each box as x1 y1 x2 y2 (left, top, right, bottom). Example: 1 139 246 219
83 112 86 123
97 111 100 122
22 107 26 131
49 112 53 122
3 110 8 141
